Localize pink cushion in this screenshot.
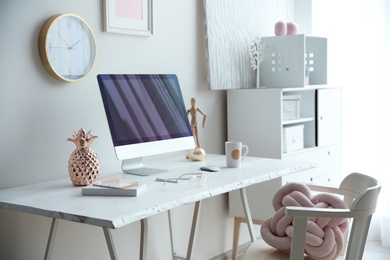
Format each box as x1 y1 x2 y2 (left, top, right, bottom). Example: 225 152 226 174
260 182 349 260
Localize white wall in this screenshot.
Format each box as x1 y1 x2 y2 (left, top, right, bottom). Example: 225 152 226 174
0 1 229 259
312 0 390 246
312 0 387 187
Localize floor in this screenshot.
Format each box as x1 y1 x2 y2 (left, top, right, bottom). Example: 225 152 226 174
234 241 390 259
363 241 390 259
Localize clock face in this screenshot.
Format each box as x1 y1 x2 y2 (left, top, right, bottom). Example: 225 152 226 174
39 14 96 82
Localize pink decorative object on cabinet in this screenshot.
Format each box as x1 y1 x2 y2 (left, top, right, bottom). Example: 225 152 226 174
287 22 299 35
274 21 287 36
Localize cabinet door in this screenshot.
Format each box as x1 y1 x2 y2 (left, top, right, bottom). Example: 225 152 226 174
317 89 342 146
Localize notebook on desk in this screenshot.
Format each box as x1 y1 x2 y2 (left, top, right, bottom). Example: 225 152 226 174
82 178 147 197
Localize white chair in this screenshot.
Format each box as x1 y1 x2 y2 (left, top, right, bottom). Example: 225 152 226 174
244 172 381 260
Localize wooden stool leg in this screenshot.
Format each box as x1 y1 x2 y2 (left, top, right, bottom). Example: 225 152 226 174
232 217 264 260
232 217 242 260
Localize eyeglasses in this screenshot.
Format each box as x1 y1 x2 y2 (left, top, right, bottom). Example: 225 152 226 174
156 172 208 186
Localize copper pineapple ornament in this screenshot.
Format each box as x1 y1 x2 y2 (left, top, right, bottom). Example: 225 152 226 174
67 129 100 186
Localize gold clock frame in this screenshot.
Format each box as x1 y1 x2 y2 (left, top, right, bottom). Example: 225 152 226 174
38 14 97 82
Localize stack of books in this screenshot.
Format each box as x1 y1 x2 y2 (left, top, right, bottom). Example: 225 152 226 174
82 178 147 197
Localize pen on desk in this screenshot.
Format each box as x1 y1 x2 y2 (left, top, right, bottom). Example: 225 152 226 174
156 178 179 183
93 183 139 189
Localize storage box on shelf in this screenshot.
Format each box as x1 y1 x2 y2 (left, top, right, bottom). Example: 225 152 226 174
260 35 327 88
283 95 301 120
283 125 304 153
227 86 342 222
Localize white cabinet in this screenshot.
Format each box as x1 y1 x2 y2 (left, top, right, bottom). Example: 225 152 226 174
260 35 327 88
317 88 342 146
227 86 342 220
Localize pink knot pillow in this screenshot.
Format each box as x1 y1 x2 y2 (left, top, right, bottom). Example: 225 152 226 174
260 182 349 260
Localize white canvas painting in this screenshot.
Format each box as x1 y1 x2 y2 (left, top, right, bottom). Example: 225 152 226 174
204 0 294 90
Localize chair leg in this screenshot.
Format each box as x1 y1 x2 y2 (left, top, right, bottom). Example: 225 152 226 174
289 216 307 260
345 216 372 260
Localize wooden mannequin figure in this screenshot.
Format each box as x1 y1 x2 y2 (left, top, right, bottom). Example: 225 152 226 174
187 98 207 161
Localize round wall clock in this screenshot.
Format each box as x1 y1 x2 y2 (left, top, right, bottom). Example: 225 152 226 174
38 14 96 82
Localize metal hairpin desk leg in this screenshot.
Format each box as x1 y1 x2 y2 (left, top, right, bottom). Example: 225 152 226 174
103 227 118 260
140 218 148 260
240 187 256 242
44 218 59 260
170 201 201 260
168 210 177 259
44 218 146 260
103 219 147 260
186 200 201 260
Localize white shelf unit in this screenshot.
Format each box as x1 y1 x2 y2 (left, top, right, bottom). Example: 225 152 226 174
227 86 342 221
260 35 327 88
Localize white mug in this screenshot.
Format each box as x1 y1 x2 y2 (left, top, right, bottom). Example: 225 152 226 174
225 141 249 168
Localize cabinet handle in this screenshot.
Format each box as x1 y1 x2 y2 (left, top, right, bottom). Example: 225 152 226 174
310 177 313 182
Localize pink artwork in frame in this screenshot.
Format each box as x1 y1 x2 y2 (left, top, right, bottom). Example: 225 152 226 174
115 0 143 20
104 0 153 36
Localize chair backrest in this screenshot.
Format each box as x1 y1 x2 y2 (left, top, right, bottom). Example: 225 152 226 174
339 172 381 260
339 172 379 203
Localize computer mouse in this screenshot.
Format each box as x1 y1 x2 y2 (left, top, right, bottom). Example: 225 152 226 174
200 165 220 172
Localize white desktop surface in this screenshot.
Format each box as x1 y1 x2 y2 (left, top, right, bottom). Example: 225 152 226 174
0 153 314 230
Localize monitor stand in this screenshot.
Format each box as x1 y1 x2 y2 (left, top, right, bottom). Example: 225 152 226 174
122 157 168 176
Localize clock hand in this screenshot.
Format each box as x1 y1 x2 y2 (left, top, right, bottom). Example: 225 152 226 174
55 30 71 48
70 37 86 48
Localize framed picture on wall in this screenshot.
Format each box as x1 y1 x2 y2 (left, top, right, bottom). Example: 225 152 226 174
104 0 153 36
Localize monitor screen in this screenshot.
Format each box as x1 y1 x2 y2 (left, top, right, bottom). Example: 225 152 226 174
98 74 195 175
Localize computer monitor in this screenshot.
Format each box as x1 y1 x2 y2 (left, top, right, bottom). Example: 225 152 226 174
97 74 195 176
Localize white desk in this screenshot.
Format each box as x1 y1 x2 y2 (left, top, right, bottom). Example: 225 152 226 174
0 153 315 259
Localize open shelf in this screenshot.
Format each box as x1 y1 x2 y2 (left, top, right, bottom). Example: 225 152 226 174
283 117 315 126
